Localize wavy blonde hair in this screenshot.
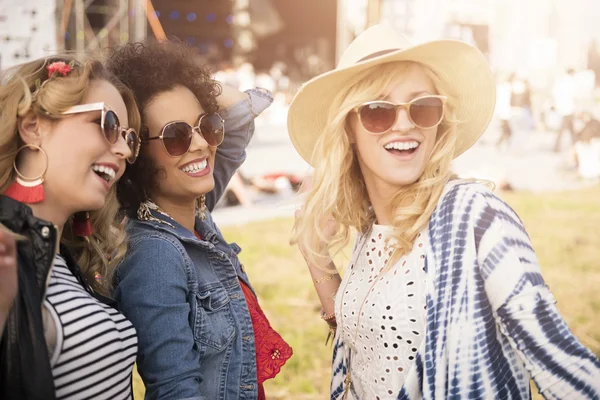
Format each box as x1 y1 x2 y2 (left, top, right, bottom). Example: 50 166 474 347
0 55 140 295
293 61 460 271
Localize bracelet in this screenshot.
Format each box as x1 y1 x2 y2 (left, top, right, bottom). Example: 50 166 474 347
314 273 338 284
321 310 336 321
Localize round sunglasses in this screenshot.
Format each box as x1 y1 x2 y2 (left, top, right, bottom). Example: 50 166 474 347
62 102 140 164
143 113 225 157
354 95 447 134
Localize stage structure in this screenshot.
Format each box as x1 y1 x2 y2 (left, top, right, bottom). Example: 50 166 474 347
0 0 148 70
57 0 147 55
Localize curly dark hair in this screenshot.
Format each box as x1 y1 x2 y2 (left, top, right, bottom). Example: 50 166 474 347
106 38 221 217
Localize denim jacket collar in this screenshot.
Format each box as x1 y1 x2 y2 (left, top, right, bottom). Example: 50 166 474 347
130 207 253 290
131 208 220 247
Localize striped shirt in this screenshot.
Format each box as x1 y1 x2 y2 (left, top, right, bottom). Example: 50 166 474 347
331 181 600 399
44 255 138 400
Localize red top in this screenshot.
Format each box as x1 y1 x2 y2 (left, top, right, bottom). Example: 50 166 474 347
194 232 292 399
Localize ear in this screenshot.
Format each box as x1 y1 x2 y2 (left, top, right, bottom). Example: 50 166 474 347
17 112 44 146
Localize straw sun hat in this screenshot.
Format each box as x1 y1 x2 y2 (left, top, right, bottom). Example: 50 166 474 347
287 24 496 166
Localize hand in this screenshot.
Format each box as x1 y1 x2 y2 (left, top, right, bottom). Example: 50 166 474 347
0 229 18 315
215 83 248 110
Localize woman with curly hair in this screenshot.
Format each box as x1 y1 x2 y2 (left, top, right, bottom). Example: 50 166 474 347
107 39 291 400
0 55 141 399
290 25 600 399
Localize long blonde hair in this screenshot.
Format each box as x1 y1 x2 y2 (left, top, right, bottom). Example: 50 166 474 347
0 55 141 295
293 61 460 270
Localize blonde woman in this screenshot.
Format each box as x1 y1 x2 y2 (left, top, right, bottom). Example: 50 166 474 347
0 56 140 399
290 25 600 399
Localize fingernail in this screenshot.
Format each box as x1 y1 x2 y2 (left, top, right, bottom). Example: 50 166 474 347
2 256 13 265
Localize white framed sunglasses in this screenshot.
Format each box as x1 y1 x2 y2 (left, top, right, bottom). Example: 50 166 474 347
62 102 140 164
354 95 448 133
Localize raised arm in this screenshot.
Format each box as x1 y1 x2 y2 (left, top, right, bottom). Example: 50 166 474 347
205 86 273 210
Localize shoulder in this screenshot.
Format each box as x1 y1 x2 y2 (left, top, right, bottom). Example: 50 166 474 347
126 219 186 252
436 180 514 215
118 225 191 279
431 180 528 251
432 180 523 232
440 180 493 203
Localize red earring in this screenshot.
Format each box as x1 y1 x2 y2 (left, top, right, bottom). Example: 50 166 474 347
4 144 48 204
73 211 93 237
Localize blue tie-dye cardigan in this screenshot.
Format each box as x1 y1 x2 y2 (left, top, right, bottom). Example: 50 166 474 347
331 182 600 399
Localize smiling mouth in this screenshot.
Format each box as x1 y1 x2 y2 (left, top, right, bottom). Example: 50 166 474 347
92 164 116 183
180 159 208 174
384 140 420 156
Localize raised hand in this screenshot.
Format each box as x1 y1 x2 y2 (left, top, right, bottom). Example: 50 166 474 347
0 228 18 318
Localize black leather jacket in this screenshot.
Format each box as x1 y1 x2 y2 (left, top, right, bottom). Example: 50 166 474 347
0 195 97 400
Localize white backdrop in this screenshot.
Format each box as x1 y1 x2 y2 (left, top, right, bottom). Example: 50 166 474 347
0 0 57 70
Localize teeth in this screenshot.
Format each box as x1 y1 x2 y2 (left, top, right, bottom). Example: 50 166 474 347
181 160 208 173
384 141 420 151
92 165 116 181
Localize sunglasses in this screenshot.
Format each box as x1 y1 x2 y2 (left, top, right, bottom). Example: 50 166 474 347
354 95 447 134
62 102 140 163
143 113 225 157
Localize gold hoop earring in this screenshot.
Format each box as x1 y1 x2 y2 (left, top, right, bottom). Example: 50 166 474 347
13 144 49 184
4 144 49 204
197 194 207 221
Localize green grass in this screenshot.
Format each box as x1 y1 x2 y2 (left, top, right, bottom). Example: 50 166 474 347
134 185 600 399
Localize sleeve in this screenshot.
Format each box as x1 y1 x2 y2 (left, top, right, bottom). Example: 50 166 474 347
114 238 206 400
474 190 600 399
205 88 273 211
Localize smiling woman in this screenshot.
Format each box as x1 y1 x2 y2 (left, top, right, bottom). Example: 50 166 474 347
107 39 291 400
290 24 600 399
0 55 141 399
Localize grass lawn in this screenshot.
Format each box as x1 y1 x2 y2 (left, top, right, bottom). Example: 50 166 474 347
134 185 600 399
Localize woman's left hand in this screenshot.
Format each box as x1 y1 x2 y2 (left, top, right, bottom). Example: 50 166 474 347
216 83 248 110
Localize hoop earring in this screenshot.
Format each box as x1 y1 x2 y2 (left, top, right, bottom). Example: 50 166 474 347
4 144 48 204
197 194 207 221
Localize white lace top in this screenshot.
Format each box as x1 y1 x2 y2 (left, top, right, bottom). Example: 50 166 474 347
335 224 428 399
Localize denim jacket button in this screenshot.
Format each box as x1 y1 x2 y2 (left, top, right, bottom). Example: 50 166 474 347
240 264 246 273
240 384 254 390
242 335 252 341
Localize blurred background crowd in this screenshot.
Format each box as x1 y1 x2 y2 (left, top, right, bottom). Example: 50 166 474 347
2 0 600 219
1 1 598 398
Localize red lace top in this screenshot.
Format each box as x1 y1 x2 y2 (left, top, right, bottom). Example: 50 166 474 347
194 232 292 399
239 280 292 399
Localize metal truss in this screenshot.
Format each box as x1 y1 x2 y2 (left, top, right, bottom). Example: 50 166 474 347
56 0 147 55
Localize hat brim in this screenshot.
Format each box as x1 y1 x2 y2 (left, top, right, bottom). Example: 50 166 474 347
287 40 496 166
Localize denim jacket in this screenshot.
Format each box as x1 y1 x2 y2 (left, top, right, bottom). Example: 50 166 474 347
114 89 272 400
